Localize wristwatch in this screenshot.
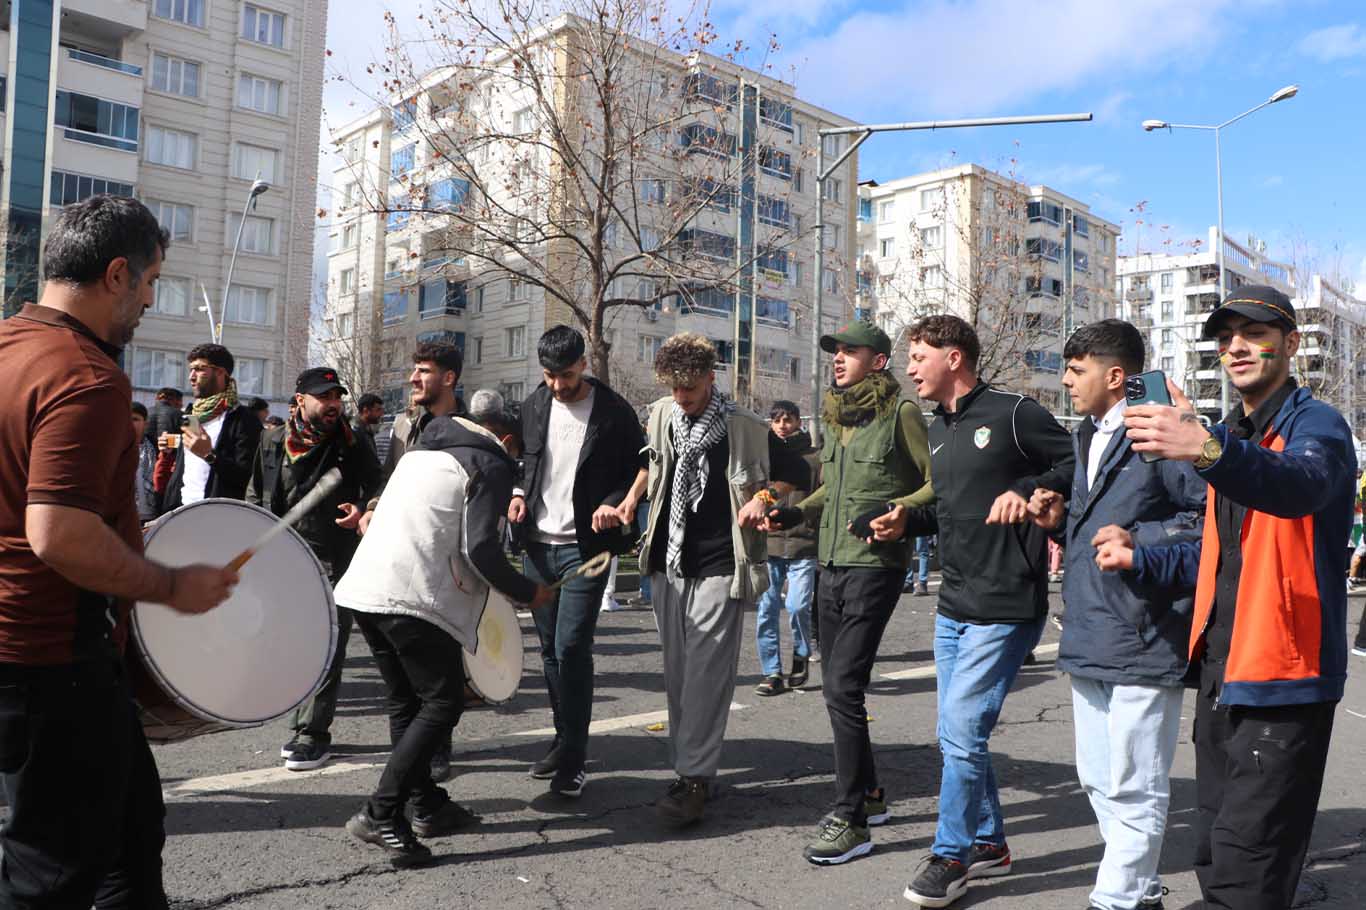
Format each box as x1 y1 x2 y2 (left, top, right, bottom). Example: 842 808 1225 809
204 452 218 466
1193 433 1222 470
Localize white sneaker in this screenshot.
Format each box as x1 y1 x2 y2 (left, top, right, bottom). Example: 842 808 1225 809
600 598 624 613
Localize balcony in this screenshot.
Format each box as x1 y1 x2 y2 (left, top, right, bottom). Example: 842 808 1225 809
1125 286 1153 303
67 49 142 77
63 0 147 37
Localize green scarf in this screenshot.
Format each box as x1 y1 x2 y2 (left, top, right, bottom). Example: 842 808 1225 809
191 378 239 422
822 370 901 429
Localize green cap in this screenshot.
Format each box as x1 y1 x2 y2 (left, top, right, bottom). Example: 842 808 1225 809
819 321 891 357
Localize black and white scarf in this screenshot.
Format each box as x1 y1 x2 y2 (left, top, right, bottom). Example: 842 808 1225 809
666 387 731 576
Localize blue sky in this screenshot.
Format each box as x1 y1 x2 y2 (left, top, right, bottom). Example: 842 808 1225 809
322 0 1366 292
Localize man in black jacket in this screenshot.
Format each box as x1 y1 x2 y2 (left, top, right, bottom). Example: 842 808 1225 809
507 325 646 798
157 345 262 515
145 387 182 445
249 367 381 772
874 315 1074 908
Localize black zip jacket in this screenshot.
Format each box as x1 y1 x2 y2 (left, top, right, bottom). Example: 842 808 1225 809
158 404 263 514
904 383 1075 624
511 378 646 558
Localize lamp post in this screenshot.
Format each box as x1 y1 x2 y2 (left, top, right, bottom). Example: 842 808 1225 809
809 112 1092 445
1141 84 1298 414
216 179 271 344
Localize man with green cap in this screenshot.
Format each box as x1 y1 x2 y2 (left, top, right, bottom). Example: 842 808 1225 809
756 320 933 865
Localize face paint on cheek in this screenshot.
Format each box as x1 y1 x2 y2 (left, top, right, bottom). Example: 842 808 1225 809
1257 343 1278 361
1218 343 1231 363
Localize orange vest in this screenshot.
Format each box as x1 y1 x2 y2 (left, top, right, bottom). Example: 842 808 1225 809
1189 430 1324 686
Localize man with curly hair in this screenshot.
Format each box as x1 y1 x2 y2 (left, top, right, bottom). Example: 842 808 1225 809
617 333 805 826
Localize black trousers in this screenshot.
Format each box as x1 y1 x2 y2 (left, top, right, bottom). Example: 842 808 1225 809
1193 693 1336 909
817 565 905 826
355 614 464 820
0 660 166 909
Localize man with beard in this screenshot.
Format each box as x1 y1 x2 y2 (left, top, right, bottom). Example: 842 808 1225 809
507 325 646 798
757 322 933 865
0 195 237 907
157 344 263 515
352 392 385 462
752 400 821 696
251 367 381 771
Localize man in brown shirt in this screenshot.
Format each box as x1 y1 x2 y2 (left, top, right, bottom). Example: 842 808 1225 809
0 196 236 909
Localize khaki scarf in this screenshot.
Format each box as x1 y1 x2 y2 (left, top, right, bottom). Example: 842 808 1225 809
191 378 239 423
821 370 901 429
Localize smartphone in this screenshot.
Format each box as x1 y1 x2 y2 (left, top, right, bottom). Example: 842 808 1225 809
180 413 201 433
1124 370 1172 463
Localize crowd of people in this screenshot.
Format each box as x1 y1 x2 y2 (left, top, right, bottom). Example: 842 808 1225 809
1 195 1364 909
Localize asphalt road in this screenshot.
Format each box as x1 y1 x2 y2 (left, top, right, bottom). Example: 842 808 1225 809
150 582 1366 909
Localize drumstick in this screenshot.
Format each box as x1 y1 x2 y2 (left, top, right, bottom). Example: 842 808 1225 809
548 550 613 591
225 468 344 572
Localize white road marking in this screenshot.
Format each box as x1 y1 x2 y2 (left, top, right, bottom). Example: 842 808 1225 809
878 643 1060 680
514 702 745 737
1346 708 1366 719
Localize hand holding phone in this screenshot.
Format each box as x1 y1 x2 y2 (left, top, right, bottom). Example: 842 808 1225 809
1124 371 1173 463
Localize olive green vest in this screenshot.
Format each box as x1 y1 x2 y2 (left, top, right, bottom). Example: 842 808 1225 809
817 400 923 569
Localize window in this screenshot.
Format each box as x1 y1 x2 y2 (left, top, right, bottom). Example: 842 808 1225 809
149 200 194 242
758 146 792 179
226 286 272 324
683 177 736 213
336 311 354 337
232 143 278 182
146 126 196 169
822 268 839 294
237 74 283 115
1160 272 1173 292
1026 276 1064 297
391 97 418 131
758 97 793 131
920 225 942 248
472 285 485 313
501 382 525 402
821 178 842 203
236 358 267 396
793 168 804 193
1072 214 1090 236
48 172 134 207
677 228 736 261
153 0 204 28
757 248 789 278
342 223 358 248
150 53 200 97
509 278 529 301
512 107 535 133
343 136 362 161
879 237 895 259
1074 251 1089 272
1161 300 1174 320
153 277 190 316
383 291 408 326
639 335 663 362
428 177 469 211
919 186 944 211
1026 238 1062 261
793 262 804 287
640 227 661 251
241 4 286 47
757 195 790 228
1028 200 1064 224
922 265 944 289
419 279 466 317
339 268 355 294
823 224 842 251
679 285 733 316
417 330 465 351
821 134 842 158
390 144 415 178
505 326 525 358
1161 356 1175 373
228 214 274 254
132 348 186 388
472 336 484 363
879 201 895 223
639 178 666 204
54 92 139 152
683 72 737 106
756 297 790 327
1161 328 1174 347
679 124 737 158
386 194 410 232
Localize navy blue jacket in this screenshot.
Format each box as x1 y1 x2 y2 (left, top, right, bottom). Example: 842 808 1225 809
1056 410 1206 687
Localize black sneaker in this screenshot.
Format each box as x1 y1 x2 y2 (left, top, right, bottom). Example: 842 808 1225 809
915 581 929 596
904 854 969 907
755 674 786 696
279 736 300 760
787 655 809 689
529 738 563 780
966 841 1011 879
412 800 479 838
284 739 331 771
549 767 585 798
346 811 433 868
430 742 453 784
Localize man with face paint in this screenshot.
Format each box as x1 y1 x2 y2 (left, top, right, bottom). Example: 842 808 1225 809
250 367 382 772
1102 285 1357 910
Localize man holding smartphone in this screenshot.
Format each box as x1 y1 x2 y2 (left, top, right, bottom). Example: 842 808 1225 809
1025 320 1205 910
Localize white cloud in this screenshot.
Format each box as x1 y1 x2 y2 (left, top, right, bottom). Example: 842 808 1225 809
1295 23 1366 62
1021 162 1121 188
1262 174 1285 188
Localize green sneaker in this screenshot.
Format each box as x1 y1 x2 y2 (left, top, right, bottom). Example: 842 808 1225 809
864 789 891 826
803 815 872 865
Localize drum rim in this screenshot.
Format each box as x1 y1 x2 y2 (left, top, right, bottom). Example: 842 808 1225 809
134 497 339 726
461 594 524 705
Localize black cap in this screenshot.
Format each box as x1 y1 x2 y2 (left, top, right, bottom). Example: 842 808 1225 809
819 321 892 357
295 367 348 397
1202 285 1296 339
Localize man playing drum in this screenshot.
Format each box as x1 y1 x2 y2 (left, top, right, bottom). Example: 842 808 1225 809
335 388 552 867
0 196 237 908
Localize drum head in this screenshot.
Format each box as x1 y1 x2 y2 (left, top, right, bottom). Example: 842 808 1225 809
135 499 338 726
462 594 523 704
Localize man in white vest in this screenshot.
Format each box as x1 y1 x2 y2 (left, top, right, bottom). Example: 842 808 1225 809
334 407 551 867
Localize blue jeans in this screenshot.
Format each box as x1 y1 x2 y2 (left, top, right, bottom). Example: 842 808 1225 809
931 612 1045 862
524 542 611 773
755 557 815 676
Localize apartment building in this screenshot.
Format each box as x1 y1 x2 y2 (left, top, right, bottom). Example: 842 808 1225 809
322 13 859 418
1115 228 1300 419
854 165 1120 414
0 0 328 409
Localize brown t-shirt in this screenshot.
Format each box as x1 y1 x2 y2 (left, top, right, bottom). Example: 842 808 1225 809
0 304 141 664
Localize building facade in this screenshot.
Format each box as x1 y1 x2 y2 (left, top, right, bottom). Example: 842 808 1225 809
855 165 1120 414
0 0 328 409
322 14 859 419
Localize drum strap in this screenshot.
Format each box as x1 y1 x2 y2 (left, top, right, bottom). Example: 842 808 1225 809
72 588 121 664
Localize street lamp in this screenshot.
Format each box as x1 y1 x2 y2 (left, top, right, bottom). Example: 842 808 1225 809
216 179 271 343
1141 84 1299 413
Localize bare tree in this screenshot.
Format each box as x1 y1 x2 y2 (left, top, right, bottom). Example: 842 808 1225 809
336 0 815 396
314 275 381 398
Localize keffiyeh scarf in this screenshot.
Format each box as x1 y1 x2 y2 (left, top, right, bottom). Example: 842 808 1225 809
191 378 239 423
666 387 732 576
284 411 355 463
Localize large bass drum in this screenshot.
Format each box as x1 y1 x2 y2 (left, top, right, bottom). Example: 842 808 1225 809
462 594 523 705
132 498 338 742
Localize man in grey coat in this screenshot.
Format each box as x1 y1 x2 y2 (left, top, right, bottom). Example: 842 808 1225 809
1026 320 1205 910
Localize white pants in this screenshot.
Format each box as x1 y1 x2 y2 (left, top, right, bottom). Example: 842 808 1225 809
1071 676 1184 910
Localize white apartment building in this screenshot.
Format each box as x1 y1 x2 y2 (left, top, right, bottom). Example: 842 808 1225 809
322 13 859 418
0 0 328 410
1297 275 1366 435
1116 228 1298 419
855 165 1120 414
